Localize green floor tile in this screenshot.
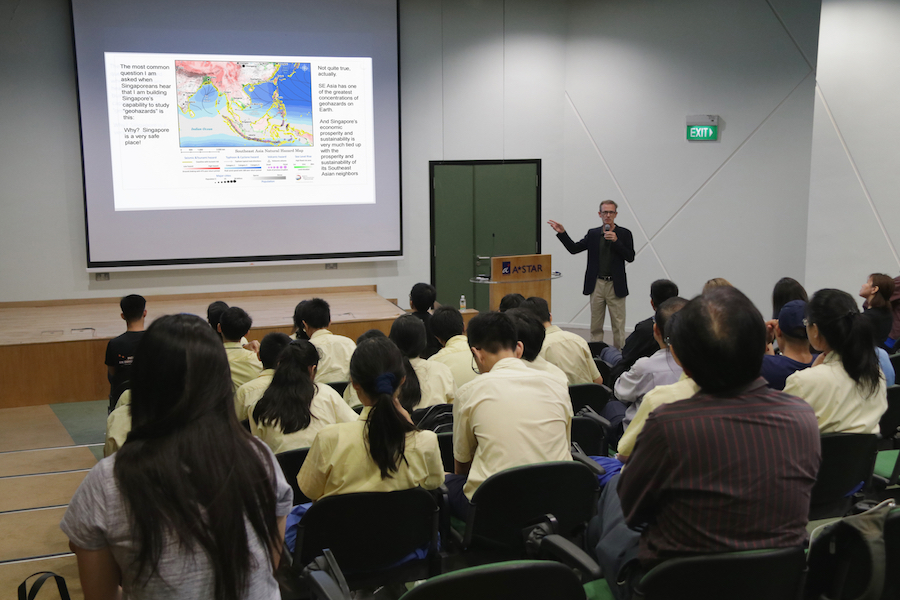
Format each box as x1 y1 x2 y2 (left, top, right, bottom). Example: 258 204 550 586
49 400 108 446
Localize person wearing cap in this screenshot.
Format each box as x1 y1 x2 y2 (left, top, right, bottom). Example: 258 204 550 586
760 300 817 390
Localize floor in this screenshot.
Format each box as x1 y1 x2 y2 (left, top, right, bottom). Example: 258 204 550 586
0 399 106 600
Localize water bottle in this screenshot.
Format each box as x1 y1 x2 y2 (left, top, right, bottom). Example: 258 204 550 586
459 295 467 310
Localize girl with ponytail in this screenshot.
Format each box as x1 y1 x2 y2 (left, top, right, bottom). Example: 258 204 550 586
251 339 359 454
61 314 292 600
389 314 456 412
297 336 444 499
784 289 888 433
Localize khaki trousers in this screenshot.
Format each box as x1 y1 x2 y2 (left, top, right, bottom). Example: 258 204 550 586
591 278 626 348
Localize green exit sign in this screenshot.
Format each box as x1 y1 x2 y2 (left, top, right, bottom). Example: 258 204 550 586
687 125 718 141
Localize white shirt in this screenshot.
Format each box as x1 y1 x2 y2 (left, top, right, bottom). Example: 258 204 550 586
453 357 572 500
309 329 356 384
783 351 887 434
614 348 683 428
539 325 601 385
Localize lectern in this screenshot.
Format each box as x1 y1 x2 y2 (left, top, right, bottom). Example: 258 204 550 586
478 254 556 311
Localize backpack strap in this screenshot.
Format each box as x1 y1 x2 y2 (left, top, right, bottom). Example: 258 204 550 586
18 572 71 600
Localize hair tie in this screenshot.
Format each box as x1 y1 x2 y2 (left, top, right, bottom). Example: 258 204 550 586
374 372 397 395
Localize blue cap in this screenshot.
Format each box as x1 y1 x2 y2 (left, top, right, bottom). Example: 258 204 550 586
778 300 807 337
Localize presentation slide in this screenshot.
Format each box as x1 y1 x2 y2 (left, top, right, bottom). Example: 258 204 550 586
107 53 375 211
71 0 402 268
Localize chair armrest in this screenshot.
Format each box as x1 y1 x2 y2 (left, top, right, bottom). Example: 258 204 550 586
572 450 606 475
577 405 612 430
538 533 604 582
305 571 350 600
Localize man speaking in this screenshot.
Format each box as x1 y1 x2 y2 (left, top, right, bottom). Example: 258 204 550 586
548 200 635 348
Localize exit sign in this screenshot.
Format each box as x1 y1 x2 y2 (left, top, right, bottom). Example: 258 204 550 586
687 125 718 141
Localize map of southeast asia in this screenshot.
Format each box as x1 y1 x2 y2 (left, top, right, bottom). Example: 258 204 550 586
175 60 313 147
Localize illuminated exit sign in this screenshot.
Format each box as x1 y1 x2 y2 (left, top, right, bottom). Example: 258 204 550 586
686 114 719 142
687 125 718 140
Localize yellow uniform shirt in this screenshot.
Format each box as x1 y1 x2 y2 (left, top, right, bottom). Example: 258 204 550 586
617 374 699 458
234 369 275 422
409 357 456 407
224 341 264 391
310 329 356 384
783 352 887 434
297 413 444 500
539 325 602 385
105 390 132 457
453 357 572 500
429 334 478 388
250 384 359 454
524 356 570 387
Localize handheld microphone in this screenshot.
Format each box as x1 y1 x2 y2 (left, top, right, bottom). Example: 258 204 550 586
604 224 611 233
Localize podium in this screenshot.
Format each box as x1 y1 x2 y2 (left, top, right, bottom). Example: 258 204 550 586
471 254 559 311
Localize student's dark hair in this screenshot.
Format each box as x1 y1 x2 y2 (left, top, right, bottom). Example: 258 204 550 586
410 283 436 312
120 294 146 322
649 280 679 309
296 298 331 329
772 277 808 319
668 287 765 393
219 306 252 341
389 315 425 412
431 305 465 342
259 332 292 370
115 314 280 600
357 328 387 344
499 293 526 312
253 339 319 434
807 289 881 395
467 311 518 354
655 297 687 343
505 308 545 361
520 296 551 323
207 301 229 339
350 337 417 478
868 273 895 309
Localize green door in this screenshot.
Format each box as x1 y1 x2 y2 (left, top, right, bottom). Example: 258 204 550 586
431 161 540 314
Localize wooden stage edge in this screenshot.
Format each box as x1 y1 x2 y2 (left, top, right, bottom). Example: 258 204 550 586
0 287 477 409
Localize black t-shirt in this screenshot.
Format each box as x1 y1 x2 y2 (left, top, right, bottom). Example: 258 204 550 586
105 331 144 397
411 311 442 359
863 307 893 349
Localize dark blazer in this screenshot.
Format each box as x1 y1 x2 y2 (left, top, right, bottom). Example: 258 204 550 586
557 226 635 297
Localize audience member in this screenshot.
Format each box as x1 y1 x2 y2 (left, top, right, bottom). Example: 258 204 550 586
251 339 358 454
521 296 603 385
409 282 442 358
889 275 900 348
614 297 687 429
428 305 477 388
445 312 572 519
589 288 820 599
498 293 526 312
771 277 808 319
104 389 132 457
860 273 895 348
761 300 815 390
784 288 888 433
234 332 291 422
207 300 229 336
701 277 732 293
343 329 389 408
104 294 146 412
604 279 680 384
220 306 264 391
297 336 444 499
390 314 456 411
505 308 568 386
294 298 356 383
64 314 292 600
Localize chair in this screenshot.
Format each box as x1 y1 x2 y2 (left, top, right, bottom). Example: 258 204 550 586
571 415 605 456
326 381 349 396
873 386 900 487
809 433 879 520
275 447 311 505
437 431 454 473
292 488 441 592
883 507 900 600
412 403 453 431
457 461 600 559
889 354 900 377
568 383 612 414
632 547 807 600
594 359 612 385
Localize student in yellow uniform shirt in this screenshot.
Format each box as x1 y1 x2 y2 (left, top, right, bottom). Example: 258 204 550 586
219 306 263 391
390 314 456 411
234 332 292 422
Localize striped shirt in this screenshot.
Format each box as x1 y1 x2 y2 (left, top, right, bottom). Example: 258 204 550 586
618 378 821 565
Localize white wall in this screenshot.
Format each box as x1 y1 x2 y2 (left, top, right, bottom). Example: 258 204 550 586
805 0 900 302
1 0 824 332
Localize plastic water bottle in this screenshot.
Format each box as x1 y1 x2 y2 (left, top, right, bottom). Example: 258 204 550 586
459 295 467 310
